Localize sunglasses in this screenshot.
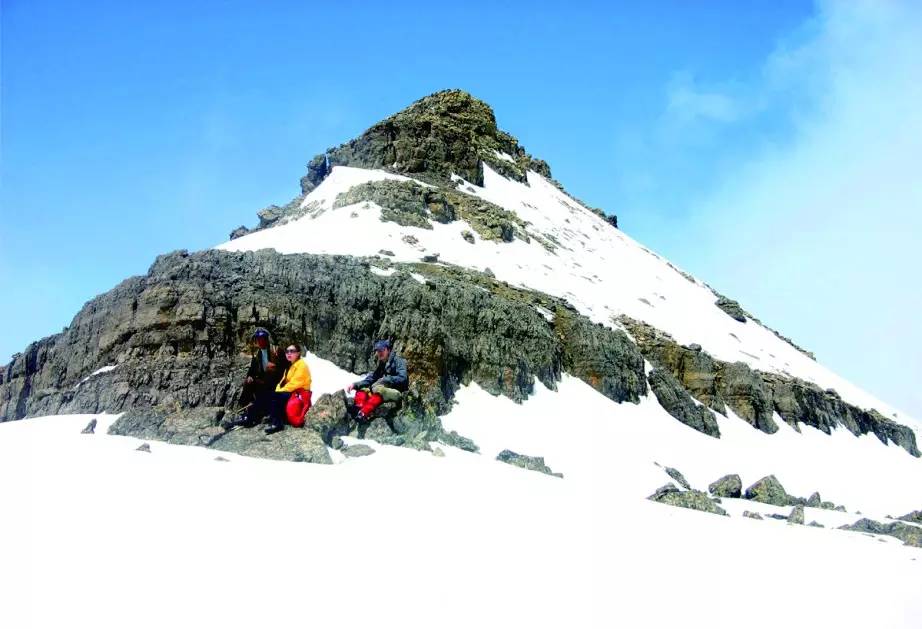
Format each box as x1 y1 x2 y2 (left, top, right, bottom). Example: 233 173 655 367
285 348 300 354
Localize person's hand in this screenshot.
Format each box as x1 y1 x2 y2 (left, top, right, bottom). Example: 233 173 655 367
266 362 277 371
346 383 355 393
245 376 254 385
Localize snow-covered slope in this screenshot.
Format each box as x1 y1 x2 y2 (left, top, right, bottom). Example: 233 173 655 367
219 164 918 433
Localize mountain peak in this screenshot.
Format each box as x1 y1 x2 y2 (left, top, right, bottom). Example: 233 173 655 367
299 89 552 194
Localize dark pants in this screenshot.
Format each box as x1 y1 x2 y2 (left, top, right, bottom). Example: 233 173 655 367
267 392 292 428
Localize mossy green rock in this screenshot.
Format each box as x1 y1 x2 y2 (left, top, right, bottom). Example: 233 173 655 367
496 449 563 478
744 475 794 507
708 474 742 498
647 484 728 516
840 519 922 548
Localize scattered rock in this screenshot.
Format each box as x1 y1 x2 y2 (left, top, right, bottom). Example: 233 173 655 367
839 518 922 548
341 444 376 458
421 253 440 263
81 418 97 434
744 475 793 507
461 230 475 244
742 511 763 520
402 234 419 246
806 492 822 508
496 449 563 478
807 521 824 528
378 249 395 257
708 474 742 498
483 267 495 278
330 436 345 450
214 456 230 462
136 443 151 453
788 505 805 525
432 446 446 458
647 485 728 516
896 510 922 525
659 465 691 490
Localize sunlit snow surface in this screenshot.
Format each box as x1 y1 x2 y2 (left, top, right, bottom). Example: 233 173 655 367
218 164 919 434
3 377 921 628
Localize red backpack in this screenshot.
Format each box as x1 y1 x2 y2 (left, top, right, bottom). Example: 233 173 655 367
285 389 312 427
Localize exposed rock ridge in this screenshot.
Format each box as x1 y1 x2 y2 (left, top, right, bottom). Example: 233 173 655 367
0 249 646 425
618 316 919 457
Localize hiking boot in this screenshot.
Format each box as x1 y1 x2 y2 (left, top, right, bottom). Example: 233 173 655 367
223 413 253 430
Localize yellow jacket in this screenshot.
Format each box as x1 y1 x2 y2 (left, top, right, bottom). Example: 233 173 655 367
276 358 311 393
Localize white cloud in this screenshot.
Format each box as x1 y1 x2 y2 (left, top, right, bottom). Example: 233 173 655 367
665 72 742 124
683 0 922 419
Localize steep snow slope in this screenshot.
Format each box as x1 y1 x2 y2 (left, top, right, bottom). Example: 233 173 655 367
219 164 918 432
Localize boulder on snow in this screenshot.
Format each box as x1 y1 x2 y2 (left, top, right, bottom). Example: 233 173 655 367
81 418 97 434
210 425 332 465
136 443 151 453
896 510 922 525
788 505 805 525
496 449 563 478
806 492 822 508
647 485 728 516
341 444 376 458
807 521 824 528
742 511 763 520
744 475 793 507
708 474 742 498
839 518 922 548
656 464 691 490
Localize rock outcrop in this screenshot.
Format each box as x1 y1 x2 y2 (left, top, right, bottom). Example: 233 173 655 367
619 316 919 456
708 474 742 498
496 449 563 478
647 484 728 516
840 518 922 548
744 475 794 507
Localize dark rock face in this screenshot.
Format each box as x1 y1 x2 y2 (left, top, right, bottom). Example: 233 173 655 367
648 368 720 437
0 251 646 455
897 510 922 525
299 90 551 195
744 475 794 507
840 519 922 548
708 474 742 498
496 449 563 478
647 484 728 516
619 316 919 456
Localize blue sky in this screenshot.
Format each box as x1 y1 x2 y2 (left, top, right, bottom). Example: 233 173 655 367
3 1 920 418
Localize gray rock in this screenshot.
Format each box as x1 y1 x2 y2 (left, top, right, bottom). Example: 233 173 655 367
378 249 395 257
496 449 563 478
342 444 376 458
897 510 922 525
661 465 691 490
421 253 440 263
807 521 824 528
744 475 793 507
806 492 822 508
788 505 805 525
742 511 763 520
330 436 345 450
648 368 720 437
647 486 728 516
136 443 151 453
708 474 742 498
714 296 748 323
81 418 97 434
432 447 446 457
210 426 332 465
214 456 230 462
839 518 922 548
461 230 475 244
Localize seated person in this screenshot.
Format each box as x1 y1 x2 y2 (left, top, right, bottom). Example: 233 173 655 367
346 340 408 421
263 343 312 435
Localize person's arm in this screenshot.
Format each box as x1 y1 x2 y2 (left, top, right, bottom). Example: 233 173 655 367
278 361 310 393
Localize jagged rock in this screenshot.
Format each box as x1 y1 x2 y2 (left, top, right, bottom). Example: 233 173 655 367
840 519 922 548
647 485 728 516
496 449 563 478
461 230 475 244
298 90 552 196
806 492 822 507
341 444 376 458
81 418 97 434
714 296 748 323
648 368 720 437
897 510 922 525
744 475 794 507
229 225 251 240
136 443 151 453
742 511 763 520
209 426 332 464
618 316 918 455
304 392 353 445
441 430 479 453
788 505 805 525
708 474 742 498
658 464 691 490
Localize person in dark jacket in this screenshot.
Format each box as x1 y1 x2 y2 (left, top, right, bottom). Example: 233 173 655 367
346 340 408 421
225 327 288 428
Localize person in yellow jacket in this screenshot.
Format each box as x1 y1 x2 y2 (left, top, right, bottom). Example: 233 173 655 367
264 343 312 434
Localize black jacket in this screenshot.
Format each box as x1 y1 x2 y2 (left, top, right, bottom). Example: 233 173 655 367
355 351 409 392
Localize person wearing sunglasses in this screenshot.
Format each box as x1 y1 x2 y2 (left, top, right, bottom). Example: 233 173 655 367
264 343 312 435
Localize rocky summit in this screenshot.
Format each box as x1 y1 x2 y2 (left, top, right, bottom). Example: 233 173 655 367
1 89 919 467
